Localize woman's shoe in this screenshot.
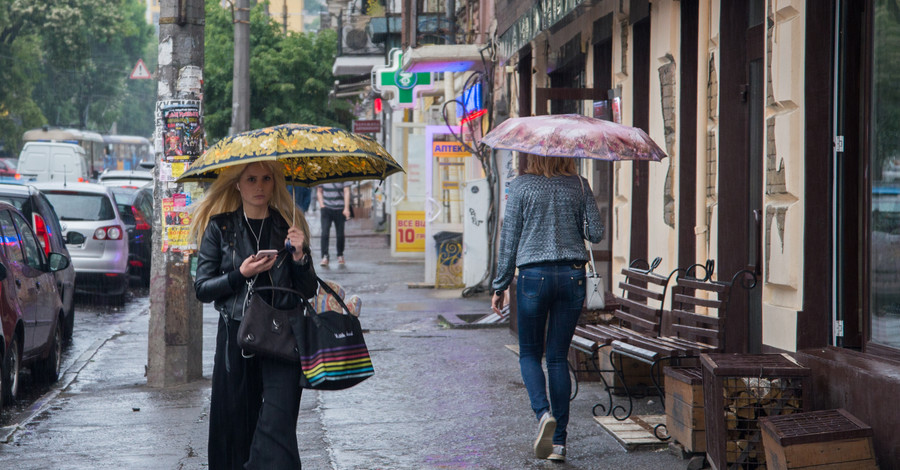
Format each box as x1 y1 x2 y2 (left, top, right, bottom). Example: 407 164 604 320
548 445 566 462
533 412 556 459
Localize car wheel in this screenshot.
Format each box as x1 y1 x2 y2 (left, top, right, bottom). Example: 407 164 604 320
3 334 20 404
36 319 62 384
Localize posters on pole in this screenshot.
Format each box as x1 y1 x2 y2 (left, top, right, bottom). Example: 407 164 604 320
161 193 194 252
155 99 204 253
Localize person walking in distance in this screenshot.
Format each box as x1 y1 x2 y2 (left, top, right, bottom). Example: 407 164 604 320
317 181 352 266
490 155 604 462
190 161 318 470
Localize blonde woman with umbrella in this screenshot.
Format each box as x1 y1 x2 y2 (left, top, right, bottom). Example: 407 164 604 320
190 161 317 470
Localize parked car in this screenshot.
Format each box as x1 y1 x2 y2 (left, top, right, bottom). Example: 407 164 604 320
108 185 153 287
0 159 16 178
0 201 70 406
0 184 76 339
33 183 130 303
16 142 90 183
98 170 153 187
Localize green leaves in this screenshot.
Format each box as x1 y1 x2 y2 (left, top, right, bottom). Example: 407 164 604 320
204 0 352 142
0 0 155 156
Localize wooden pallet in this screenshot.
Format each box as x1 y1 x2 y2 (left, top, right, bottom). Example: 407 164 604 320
594 414 670 451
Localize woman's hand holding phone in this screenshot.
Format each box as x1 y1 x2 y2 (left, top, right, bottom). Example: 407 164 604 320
239 250 278 277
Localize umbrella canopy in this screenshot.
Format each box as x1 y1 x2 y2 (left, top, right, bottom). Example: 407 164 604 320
177 123 404 186
480 114 667 161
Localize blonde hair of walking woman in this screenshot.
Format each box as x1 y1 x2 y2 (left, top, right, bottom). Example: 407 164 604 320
188 160 310 251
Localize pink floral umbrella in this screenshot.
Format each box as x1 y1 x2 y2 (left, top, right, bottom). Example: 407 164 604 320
480 114 667 161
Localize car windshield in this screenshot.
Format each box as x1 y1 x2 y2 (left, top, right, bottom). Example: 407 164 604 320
44 191 115 221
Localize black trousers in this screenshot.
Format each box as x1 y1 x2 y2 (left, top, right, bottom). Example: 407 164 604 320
320 207 346 257
208 316 303 470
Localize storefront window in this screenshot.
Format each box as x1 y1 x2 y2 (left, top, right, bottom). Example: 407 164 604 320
869 0 900 350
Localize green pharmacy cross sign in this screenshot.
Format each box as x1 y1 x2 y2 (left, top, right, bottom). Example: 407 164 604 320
374 49 435 109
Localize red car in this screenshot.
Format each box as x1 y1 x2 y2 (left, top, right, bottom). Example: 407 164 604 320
0 159 17 178
0 201 71 406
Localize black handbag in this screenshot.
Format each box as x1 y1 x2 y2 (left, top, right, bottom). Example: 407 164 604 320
291 278 374 390
237 285 303 362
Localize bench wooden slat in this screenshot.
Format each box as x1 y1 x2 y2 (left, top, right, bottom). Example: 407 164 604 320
676 277 729 293
618 282 665 301
571 334 598 353
611 340 660 361
671 309 725 327
670 324 721 344
615 296 662 321
584 324 631 343
576 326 616 346
620 268 669 286
672 293 723 309
614 309 660 334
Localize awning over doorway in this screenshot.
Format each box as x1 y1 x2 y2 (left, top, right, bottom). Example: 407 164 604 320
333 55 385 76
400 44 488 73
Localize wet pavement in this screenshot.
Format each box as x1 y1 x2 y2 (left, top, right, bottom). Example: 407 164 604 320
0 214 689 469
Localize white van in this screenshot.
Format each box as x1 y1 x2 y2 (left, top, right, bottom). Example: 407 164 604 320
17 142 91 183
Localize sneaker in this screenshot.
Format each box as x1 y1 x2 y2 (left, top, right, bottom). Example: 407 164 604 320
319 255 329 266
337 256 345 265
548 445 566 462
533 412 556 459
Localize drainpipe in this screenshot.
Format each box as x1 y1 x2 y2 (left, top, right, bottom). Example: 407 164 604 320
695 0 711 267
446 0 456 45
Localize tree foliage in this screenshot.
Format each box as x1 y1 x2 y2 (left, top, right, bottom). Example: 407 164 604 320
204 0 352 142
0 0 154 156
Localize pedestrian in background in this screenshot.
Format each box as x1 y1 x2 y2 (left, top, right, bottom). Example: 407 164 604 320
317 181 352 266
292 186 312 213
190 161 318 470
491 155 604 462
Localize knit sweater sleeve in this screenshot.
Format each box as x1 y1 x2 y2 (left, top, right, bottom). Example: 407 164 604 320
491 180 524 292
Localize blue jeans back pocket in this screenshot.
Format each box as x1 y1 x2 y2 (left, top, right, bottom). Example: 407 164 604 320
519 273 544 299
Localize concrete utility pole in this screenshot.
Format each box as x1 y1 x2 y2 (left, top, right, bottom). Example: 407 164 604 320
232 0 251 134
148 0 205 387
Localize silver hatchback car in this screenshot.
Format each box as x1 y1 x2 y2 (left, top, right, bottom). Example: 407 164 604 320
32 183 130 302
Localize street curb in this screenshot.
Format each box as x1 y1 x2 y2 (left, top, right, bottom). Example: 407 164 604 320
0 308 145 444
437 313 510 329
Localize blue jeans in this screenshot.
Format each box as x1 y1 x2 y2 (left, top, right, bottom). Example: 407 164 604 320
516 262 585 445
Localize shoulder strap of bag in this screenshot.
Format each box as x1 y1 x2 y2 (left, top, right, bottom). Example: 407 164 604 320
315 276 354 315
578 177 599 276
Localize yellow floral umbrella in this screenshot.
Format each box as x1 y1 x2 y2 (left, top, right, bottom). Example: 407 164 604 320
177 123 404 186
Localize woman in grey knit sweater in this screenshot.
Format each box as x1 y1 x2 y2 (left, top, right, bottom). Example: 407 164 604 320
491 155 604 462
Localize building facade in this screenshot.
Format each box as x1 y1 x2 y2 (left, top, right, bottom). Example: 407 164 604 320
493 0 899 465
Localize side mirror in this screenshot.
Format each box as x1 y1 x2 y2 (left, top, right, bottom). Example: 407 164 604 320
47 252 70 272
66 232 86 245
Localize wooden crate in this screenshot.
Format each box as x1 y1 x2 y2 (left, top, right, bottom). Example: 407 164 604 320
701 353 811 470
760 409 878 469
664 366 705 453
599 349 655 391
568 347 602 382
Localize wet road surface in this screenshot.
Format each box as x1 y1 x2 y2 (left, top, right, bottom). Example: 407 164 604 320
0 221 689 469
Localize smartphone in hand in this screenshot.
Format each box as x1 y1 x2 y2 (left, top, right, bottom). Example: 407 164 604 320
255 249 279 259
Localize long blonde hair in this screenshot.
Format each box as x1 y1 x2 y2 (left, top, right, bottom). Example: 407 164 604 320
188 161 310 251
524 155 577 178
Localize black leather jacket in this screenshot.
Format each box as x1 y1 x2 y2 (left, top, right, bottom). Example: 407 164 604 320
194 208 317 321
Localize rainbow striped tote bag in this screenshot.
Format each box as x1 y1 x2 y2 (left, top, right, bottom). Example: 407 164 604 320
293 278 374 390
